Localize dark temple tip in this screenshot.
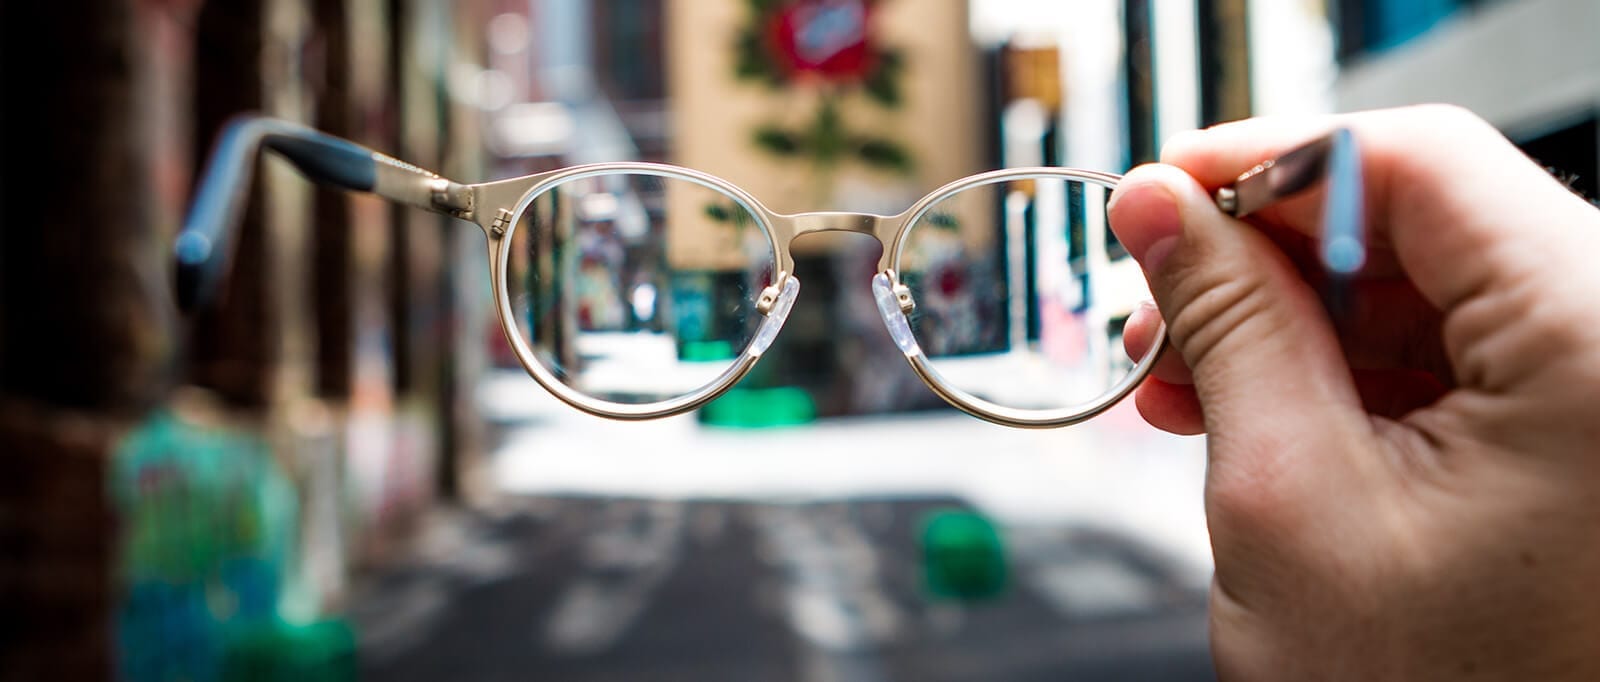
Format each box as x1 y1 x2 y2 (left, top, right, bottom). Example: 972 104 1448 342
175 265 204 313
173 232 216 313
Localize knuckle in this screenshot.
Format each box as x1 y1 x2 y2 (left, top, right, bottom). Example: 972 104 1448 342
1402 103 1491 136
1448 264 1592 391
1163 264 1278 372
1380 104 1502 167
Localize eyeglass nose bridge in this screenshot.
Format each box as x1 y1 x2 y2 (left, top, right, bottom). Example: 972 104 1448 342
769 210 907 271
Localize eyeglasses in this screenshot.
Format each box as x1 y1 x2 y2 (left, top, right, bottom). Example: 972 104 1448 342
176 115 1360 428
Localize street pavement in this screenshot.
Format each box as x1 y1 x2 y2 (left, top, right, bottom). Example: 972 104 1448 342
350 496 1213 681
348 370 1215 680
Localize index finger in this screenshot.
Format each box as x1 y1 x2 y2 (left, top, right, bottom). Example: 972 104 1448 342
1160 104 1597 314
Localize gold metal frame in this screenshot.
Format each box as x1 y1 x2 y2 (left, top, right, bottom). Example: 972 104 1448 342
175 115 1165 429
181 117 1373 429
436 162 1162 428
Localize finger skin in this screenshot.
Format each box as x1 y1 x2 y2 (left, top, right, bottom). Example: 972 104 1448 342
1125 279 1451 389
1124 301 1193 385
1109 162 1369 470
1134 377 1205 435
1163 105 1599 317
1128 106 1600 679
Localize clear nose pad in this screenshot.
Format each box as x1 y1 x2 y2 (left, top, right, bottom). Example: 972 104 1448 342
746 276 801 358
871 272 923 356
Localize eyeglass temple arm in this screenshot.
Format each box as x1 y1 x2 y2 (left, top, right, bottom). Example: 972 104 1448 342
1213 127 1365 274
173 114 474 312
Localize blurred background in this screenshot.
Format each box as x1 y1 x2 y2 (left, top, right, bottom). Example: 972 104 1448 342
2 0 1596 680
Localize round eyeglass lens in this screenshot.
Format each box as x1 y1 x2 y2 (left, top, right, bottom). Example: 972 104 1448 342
501 169 776 406
897 174 1153 413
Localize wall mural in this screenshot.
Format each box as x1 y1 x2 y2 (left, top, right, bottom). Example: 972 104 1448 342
733 0 912 175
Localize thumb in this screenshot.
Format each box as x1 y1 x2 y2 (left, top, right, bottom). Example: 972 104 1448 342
1108 164 1372 469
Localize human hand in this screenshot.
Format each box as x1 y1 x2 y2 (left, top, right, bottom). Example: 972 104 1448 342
1108 105 1600 680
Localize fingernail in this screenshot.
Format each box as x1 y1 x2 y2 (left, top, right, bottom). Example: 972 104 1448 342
1109 181 1182 272
1144 235 1179 273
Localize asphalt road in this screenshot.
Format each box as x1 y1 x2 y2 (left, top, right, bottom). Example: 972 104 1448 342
350 495 1214 682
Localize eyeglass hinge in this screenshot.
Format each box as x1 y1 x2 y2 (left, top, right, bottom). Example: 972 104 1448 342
488 208 514 239
429 178 475 219
1214 186 1239 216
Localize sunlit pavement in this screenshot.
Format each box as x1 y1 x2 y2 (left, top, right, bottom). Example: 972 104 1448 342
350 370 1215 681
479 369 1211 575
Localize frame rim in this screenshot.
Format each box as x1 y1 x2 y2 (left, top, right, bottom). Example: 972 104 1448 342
882 167 1165 428
487 162 785 420
476 162 1161 427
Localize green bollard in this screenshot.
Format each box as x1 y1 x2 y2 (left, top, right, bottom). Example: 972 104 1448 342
919 509 1007 601
220 619 357 682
